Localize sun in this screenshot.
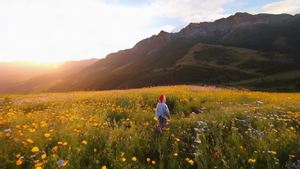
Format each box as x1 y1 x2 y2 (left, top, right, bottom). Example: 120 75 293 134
16 58 66 68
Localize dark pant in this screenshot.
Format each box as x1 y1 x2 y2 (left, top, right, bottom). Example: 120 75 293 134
156 116 167 133
159 116 167 128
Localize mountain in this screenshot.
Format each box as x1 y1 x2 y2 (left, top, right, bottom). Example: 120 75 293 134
2 12 300 93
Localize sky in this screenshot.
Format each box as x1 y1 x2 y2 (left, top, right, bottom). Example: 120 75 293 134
0 0 299 63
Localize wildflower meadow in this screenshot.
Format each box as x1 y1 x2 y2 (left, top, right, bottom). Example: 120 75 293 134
0 85 299 169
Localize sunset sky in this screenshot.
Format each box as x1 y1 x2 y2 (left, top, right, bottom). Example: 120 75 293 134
0 0 299 63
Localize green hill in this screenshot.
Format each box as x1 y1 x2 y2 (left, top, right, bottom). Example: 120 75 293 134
1 12 299 93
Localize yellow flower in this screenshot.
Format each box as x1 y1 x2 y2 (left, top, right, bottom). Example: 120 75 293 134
146 158 150 162
188 159 194 166
175 138 180 142
151 160 156 165
270 151 277 155
40 121 47 128
26 138 34 144
62 142 68 146
173 153 178 157
41 154 47 160
121 157 126 162
44 133 51 138
101 165 107 169
16 153 21 158
248 158 256 164
52 146 58 153
240 146 246 151
81 140 88 145
35 167 42 169
57 141 63 145
131 156 137 161
16 159 23 166
29 128 36 133
31 146 40 153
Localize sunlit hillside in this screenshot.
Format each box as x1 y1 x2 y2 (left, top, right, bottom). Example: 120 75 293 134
0 85 299 169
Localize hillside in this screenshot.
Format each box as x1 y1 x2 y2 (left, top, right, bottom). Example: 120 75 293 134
1 12 300 93
0 85 299 168
46 12 300 92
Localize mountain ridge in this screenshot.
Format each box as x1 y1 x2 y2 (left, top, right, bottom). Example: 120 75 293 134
1 12 300 93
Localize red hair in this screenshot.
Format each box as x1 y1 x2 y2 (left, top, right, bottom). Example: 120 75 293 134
158 95 165 102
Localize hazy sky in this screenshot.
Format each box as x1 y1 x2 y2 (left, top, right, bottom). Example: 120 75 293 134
0 0 299 63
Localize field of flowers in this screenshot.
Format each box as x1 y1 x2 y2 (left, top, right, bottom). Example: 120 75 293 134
0 85 299 169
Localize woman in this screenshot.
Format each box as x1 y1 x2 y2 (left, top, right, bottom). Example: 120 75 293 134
155 95 170 133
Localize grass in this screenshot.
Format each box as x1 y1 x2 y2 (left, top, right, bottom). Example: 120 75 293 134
227 70 300 91
0 85 299 169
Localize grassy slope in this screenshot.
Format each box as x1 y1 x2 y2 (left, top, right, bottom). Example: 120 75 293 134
172 43 300 91
227 70 300 91
0 85 299 169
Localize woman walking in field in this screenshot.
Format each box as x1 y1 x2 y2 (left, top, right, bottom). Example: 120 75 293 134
155 95 170 133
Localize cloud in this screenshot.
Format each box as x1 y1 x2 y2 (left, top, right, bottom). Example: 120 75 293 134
0 0 237 62
263 0 300 14
149 0 236 23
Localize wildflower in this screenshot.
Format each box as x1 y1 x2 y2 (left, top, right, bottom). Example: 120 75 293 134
101 165 107 169
4 128 11 133
121 157 126 162
16 153 21 158
188 159 194 166
175 138 180 142
57 160 68 168
52 146 58 153
29 128 36 133
240 146 246 151
81 140 88 145
173 153 178 157
194 139 202 144
146 158 150 162
44 133 50 138
270 151 277 155
62 142 68 146
289 154 296 160
151 160 156 165
248 158 256 164
41 154 47 160
40 121 47 128
213 151 220 158
132 156 137 161
31 146 40 153
26 139 34 144
16 159 23 166
35 167 42 169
